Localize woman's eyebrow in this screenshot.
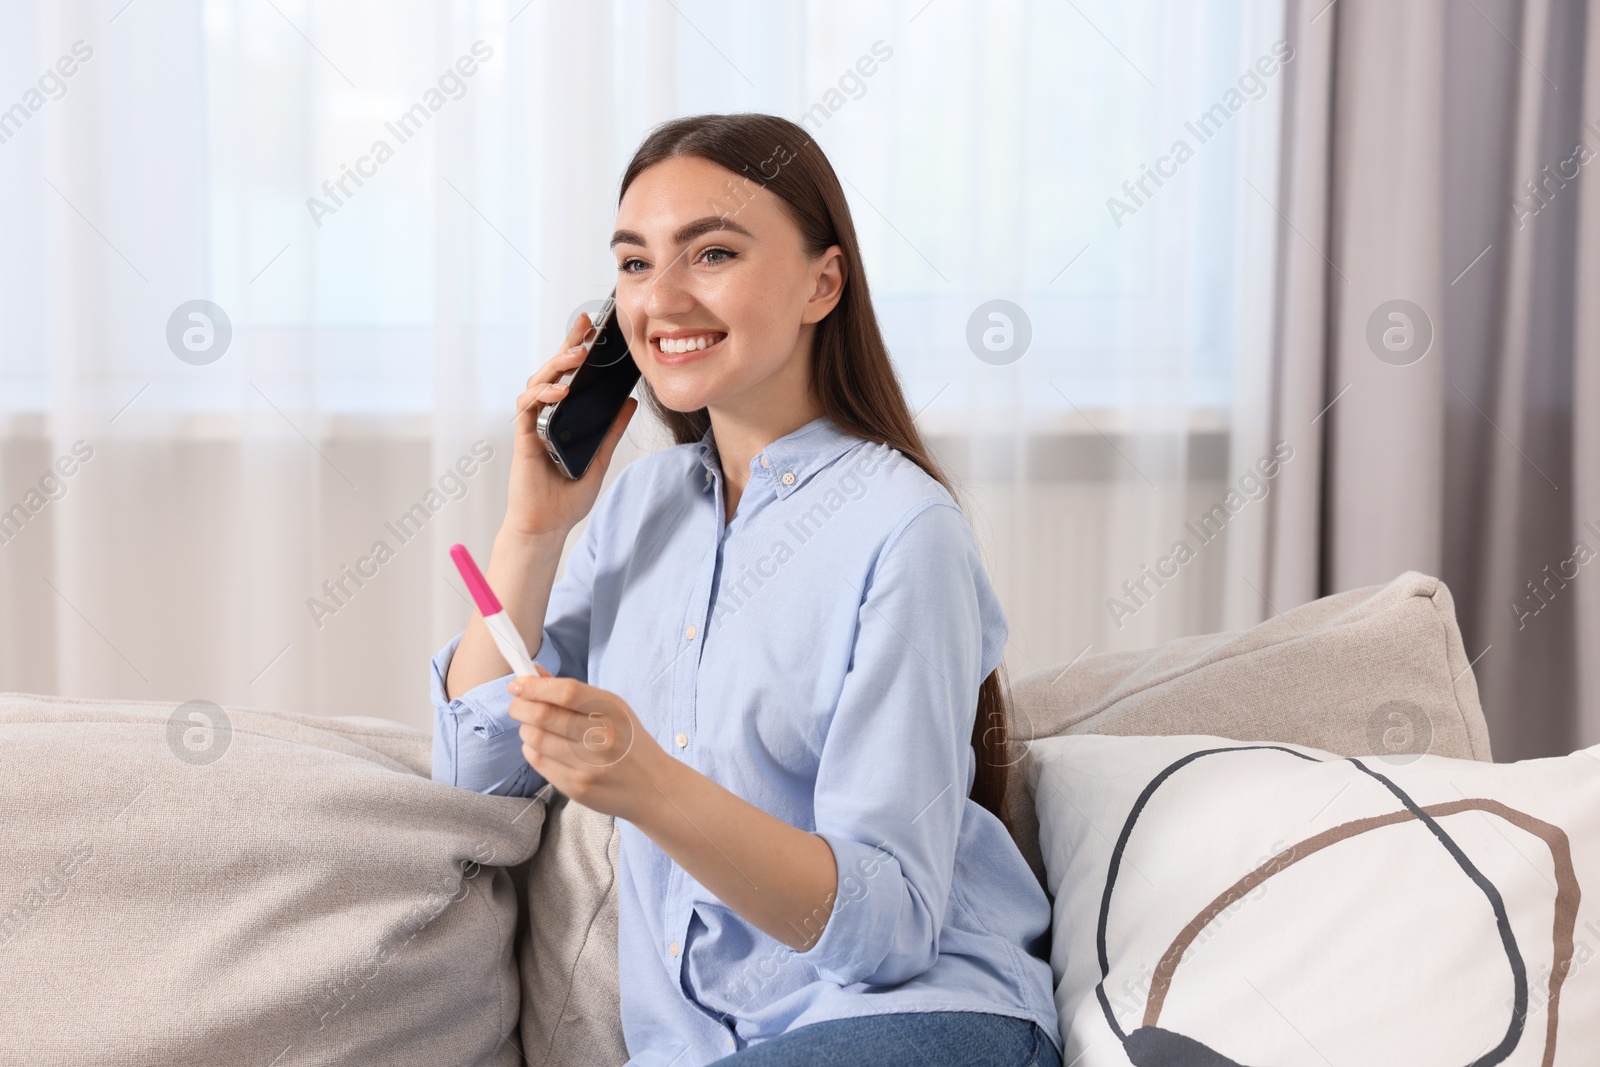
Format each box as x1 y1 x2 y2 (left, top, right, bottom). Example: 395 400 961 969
610 215 754 249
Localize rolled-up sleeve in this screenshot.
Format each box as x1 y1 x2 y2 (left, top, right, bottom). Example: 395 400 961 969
430 628 563 796
796 500 1009 988
430 505 608 797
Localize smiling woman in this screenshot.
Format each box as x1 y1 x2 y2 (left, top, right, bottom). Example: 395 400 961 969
431 113 1063 1067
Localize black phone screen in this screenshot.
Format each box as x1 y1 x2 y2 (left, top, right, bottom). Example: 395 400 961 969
546 303 641 479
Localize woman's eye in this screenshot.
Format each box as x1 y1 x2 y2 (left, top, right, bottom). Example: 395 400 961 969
619 257 647 273
699 246 736 265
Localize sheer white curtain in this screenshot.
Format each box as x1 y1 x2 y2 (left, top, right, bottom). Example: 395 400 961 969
0 0 1285 732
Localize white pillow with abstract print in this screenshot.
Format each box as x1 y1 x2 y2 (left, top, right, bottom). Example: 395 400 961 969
1025 733 1600 1066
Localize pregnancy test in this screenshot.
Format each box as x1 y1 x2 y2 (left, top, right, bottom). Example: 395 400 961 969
449 543 550 681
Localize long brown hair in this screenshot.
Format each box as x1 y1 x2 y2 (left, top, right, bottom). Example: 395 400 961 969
618 113 1014 833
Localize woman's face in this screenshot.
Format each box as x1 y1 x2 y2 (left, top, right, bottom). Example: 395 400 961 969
611 155 844 417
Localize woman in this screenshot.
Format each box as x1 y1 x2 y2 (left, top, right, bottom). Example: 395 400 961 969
432 112 1062 1067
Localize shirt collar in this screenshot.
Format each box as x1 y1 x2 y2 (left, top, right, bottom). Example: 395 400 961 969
694 414 864 499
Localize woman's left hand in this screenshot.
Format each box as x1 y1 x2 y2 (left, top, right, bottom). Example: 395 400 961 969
506 668 666 821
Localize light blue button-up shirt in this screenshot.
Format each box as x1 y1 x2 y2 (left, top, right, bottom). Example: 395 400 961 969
431 414 1061 1066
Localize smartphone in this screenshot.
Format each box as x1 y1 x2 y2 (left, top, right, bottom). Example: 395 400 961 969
536 291 641 480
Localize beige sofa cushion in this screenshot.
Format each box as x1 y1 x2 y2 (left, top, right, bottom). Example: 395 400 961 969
1003 570 1495 890
0 692 545 1067
514 791 629 1067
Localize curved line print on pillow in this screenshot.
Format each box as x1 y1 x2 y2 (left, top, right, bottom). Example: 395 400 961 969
1091 745 1580 1067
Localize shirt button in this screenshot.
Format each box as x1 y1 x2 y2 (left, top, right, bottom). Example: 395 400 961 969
759 455 770 468
685 624 697 640
675 732 688 748
781 471 796 485
669 941 679 957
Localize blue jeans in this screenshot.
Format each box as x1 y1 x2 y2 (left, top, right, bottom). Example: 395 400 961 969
705 1010 1061 1066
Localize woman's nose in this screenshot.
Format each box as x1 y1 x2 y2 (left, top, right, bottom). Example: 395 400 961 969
642 267 695 319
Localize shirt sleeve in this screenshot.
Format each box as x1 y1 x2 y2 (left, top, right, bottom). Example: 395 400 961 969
795 499 1009 988
430 507 607 797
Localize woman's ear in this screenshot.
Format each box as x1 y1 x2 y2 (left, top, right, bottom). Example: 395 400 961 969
801 244 847 325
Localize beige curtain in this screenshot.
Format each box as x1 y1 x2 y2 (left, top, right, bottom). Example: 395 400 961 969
1263 0 1600 760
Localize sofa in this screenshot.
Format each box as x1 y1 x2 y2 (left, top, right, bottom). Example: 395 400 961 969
1 571 1535 1065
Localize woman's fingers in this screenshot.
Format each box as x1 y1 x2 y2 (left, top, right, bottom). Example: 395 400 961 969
516 378 568 413
526 344 589 390
513 701 586 743
556 311 591 355
514 345 591 425
517 707 630 771
513 312 600 426
507 673 604 732
567 310 595 347
521 313 594 390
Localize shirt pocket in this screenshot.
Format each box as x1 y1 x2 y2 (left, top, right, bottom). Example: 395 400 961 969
681 901 822 1032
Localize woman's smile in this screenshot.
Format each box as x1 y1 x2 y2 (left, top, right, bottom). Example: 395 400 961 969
649 328 728 366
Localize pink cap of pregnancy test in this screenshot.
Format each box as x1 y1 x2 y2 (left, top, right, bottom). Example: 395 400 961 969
449 543 503 617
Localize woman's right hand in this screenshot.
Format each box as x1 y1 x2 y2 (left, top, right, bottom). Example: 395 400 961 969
504 311 639 540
